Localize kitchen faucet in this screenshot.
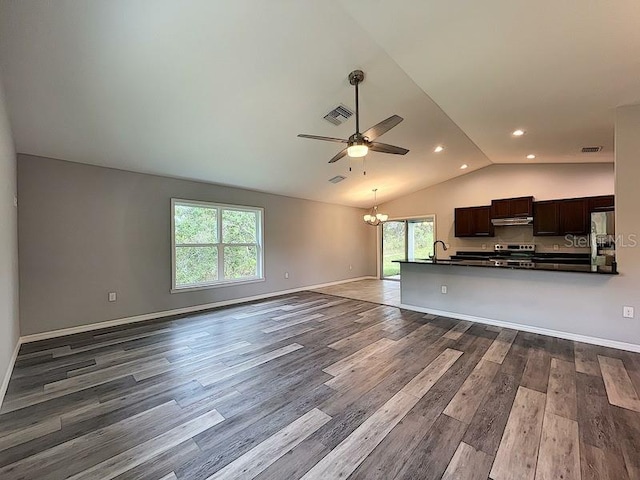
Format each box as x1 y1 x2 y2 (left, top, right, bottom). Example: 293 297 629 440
431 240 448 261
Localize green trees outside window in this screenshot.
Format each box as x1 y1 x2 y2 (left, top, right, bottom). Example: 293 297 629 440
172 200 263 289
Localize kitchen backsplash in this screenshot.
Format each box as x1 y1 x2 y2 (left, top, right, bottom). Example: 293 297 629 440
450 225 590 253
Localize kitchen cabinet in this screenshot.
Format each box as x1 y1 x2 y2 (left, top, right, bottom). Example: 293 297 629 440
560 198 589 235
533 201 561 236
455 206 494 237
589 195 615 211
533 198 590 236
490 196 533 219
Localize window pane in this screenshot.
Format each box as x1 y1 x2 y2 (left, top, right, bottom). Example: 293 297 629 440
175 246 218 286
409 219 435 259
174 205 217 244
224 246 258 279
222 209 258 244
382 221 406 278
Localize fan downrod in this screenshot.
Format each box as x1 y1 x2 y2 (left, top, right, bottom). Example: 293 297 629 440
348 70 364 86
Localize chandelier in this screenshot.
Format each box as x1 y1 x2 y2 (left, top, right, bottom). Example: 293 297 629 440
363 189 388 226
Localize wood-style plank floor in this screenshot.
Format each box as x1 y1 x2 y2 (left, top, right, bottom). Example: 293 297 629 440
2 289 640 479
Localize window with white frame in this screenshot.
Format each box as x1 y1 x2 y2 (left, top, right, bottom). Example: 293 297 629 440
171 199 264 290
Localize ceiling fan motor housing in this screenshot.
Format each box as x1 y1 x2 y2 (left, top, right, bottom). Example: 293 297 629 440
349 70 365 86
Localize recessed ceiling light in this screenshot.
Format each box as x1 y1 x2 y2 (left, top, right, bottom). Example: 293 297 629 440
526 154 536 159
434 145 444 153
460 164 468 170
512 129 525 137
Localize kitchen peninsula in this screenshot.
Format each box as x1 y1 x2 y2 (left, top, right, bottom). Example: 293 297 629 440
397 257 617 274
395 257 618 342
393 191 619 340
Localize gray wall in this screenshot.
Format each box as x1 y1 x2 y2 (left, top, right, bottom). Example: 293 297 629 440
18 155 377 335
0 77 19 393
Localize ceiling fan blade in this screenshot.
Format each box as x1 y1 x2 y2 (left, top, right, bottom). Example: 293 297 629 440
328 148 348 163
369 142 409 155
362 115 404 141
298 134 348 143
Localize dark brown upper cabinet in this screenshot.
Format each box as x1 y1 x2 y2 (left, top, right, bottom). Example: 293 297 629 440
455 206 494 237
533 201 561 236
560 198 589 235
589 195 615 212
533 197 590 236
490 196 534 219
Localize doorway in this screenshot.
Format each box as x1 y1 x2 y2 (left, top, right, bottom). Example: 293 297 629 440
381 216 436 280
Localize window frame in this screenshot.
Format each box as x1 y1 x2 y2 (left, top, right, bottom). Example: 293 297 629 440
171 198 265 293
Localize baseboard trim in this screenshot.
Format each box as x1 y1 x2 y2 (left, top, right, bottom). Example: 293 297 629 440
0 339 21 410
20 276 378 344
400 303 640 353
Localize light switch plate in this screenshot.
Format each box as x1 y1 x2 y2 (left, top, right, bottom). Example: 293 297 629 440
441 285 448 294
108 292 117 302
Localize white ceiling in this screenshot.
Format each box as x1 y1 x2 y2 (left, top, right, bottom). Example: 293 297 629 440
1 1 638 208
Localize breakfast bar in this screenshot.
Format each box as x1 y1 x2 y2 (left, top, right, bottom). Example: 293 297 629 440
395 256 618 339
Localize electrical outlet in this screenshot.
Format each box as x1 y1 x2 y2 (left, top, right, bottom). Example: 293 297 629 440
284 272 289 279
623 306 635 318
441 285 448 294
481 244 487 250
13 195 18 207
553 244 559 251
108 292 117 302
349 264 353 270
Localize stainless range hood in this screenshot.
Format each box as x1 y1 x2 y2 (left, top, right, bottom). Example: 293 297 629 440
491 216 533 226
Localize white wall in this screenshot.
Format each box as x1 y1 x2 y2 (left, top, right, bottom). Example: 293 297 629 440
381 163 614 253
18 154 377 335
388 119 640 348
0 76 20 401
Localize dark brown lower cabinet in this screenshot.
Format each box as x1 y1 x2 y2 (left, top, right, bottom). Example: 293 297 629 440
455 206 494 237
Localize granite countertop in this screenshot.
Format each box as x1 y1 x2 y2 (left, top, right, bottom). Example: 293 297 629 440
394 258 618 275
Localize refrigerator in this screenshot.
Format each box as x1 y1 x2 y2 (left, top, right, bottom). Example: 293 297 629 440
591 211 615 267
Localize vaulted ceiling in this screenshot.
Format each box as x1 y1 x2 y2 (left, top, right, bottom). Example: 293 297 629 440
1 1 638 207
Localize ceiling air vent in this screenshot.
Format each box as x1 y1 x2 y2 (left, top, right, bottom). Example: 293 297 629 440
323 104 354 126
328 175 346 184
581 146 603 153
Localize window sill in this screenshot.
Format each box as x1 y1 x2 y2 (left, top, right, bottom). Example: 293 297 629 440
171 277 265 294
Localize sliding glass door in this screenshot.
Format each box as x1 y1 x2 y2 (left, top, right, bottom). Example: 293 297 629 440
381 216 435 280
381 221 406 279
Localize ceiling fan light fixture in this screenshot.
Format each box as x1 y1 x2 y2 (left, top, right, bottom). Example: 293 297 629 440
347 143 369 158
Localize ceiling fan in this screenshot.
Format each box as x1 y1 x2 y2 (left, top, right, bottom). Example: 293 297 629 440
298 70 409 163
